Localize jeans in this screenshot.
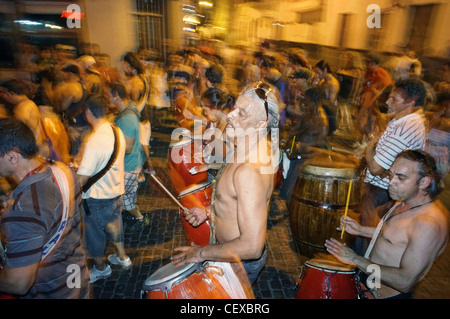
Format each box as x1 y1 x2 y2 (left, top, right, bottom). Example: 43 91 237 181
82 195 124 258
242 246 267 285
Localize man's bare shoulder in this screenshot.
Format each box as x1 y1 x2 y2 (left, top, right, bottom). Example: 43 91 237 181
54 81 83 98
232 162 274 190
409 201 448 241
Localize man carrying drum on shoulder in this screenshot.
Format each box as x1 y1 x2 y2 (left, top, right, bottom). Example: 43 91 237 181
326 150 448 299
171 82 280 286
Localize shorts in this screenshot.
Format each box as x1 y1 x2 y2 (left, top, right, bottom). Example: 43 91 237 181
82 195 124 258
123 167 142 210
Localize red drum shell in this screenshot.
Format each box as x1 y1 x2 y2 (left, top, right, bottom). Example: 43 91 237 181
296 258 358 299
143 262 231 299
178 182 212 246
168 137 207 194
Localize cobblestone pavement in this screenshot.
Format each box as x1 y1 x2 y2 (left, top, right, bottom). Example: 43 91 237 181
90 127 450 300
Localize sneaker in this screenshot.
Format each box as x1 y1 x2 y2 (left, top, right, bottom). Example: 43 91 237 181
89 264 112 283
130 214 150 230
108 254 132 269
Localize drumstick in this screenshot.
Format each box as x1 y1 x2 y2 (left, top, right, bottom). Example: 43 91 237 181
147 172 189 214
290 136 296 154
340 179 353 240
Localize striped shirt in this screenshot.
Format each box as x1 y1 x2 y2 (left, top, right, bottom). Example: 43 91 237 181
1 163 90 299
365 109 427 189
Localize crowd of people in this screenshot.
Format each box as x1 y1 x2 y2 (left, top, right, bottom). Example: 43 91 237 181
0 38 448 299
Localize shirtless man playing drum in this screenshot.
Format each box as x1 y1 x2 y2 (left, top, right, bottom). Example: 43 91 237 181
171 82 280 285
325 150 448 299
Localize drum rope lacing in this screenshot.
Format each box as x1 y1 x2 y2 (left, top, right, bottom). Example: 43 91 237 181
321 269 339 299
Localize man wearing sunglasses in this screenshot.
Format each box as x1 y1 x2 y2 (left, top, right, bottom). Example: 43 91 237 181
172 82 280 287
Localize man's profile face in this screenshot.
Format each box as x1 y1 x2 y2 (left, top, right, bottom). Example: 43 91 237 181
388 157 421 201
386 88 414 115
226 94 263 132
0 151 15 178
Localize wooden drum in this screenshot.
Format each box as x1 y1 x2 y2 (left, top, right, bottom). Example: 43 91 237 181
288 149 361 258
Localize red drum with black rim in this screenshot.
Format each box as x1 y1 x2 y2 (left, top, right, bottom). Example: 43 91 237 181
296 257 358 299
178 182 212 246
168 134 207 194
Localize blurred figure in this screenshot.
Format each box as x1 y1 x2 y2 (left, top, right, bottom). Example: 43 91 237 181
34 70 71 163
395 49 422 81
147 57 170 126
260 57 290 125
335 51 365 134
202 64 223 93
425 91 450 181
313 60 340 105
433 62 450 94
357 79 428 254
34 46 54 70
50 63 89 160
76 95 131 283
108 84 148 228
358 54 394 136
139 104 155 176
95 53 122 86
313 60 339 135
336 51 364 103
122 51 149 113
0 79 49 160
288 67 314 103
172 82 280 286
0 118 89 298
171 54 206 132
326 150 448 299
77 55 103 94
279 88 329 205
191 86 235 175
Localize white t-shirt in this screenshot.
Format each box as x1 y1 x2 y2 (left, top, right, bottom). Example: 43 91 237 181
365 110 426 189
77 123 126 199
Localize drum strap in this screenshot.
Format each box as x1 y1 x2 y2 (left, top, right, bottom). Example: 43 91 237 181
364 203 400 259
82 124 120 195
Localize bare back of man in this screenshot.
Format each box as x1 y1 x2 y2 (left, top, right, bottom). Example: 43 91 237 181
53 81 83 112
13 99 48 157
125 75 145 104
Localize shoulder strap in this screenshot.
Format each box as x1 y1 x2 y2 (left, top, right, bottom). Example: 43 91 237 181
82 124 120 193
42 164 71 263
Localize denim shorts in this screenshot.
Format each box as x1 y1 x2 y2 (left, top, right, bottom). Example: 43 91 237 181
82 195 124 258
242 246 267 285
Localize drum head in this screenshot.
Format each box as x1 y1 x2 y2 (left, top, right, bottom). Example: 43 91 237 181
178 182 211 197
301 148 359 178
144 262 200 288
169 137 193 149
306 258 355 273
